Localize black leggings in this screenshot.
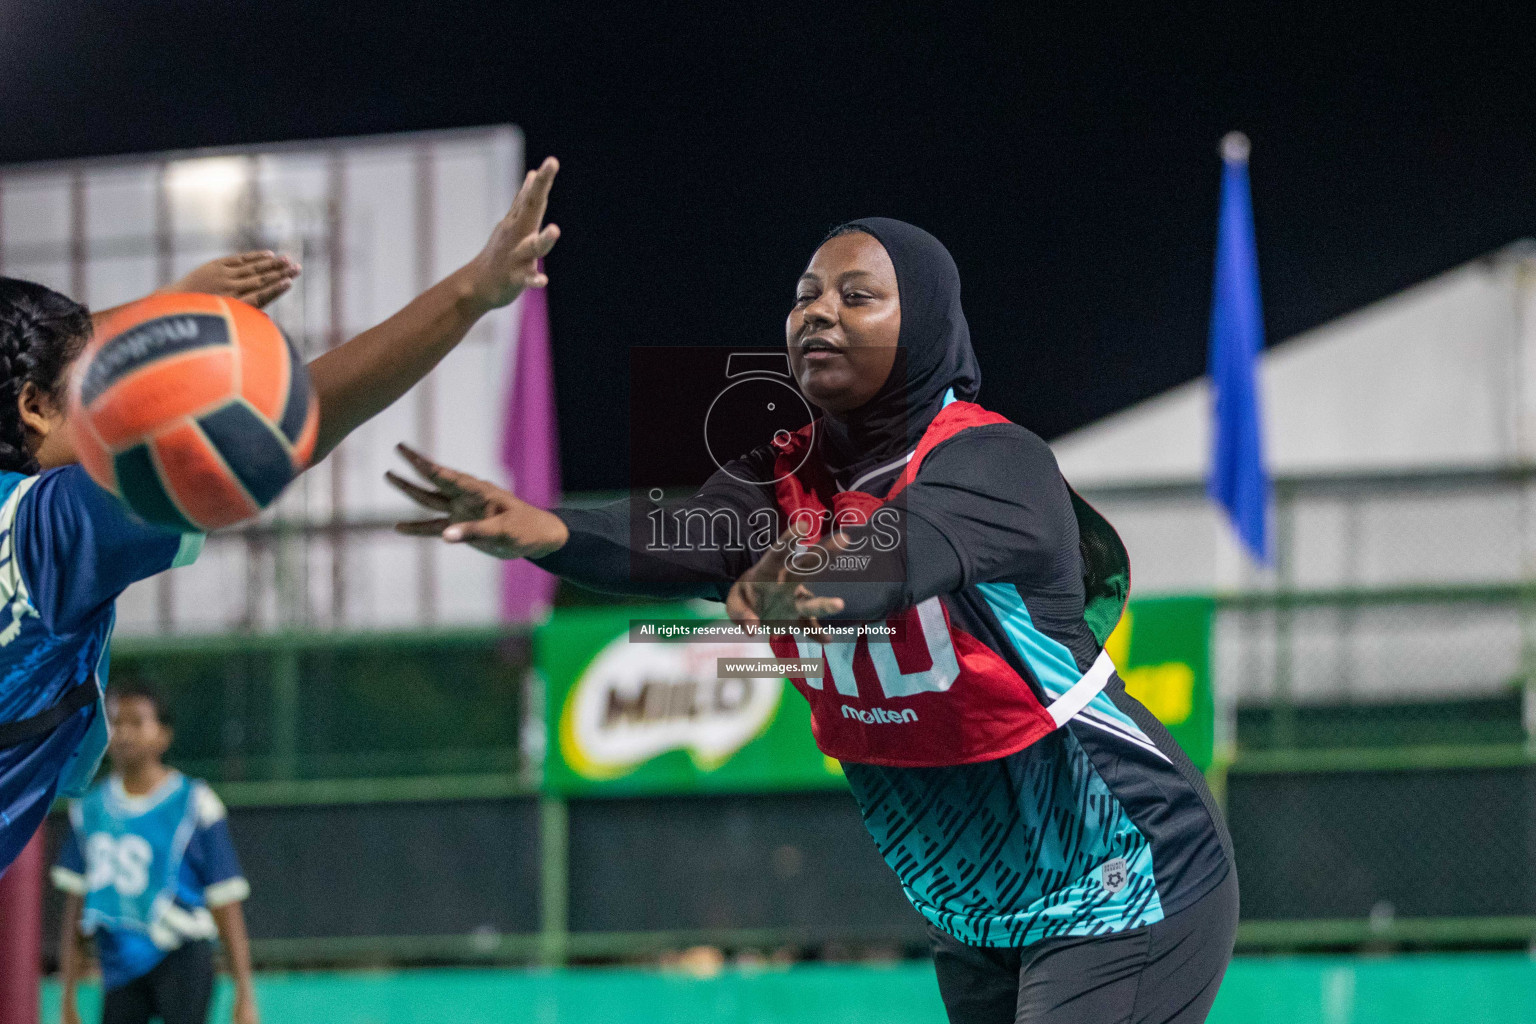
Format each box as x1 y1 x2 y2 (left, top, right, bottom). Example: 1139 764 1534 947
101 941 214 1024
928 869 1238 1024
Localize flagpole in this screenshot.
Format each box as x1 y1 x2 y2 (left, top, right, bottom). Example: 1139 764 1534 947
1207 128 1278 792
1211 129 1255 598
1207 127 1271 569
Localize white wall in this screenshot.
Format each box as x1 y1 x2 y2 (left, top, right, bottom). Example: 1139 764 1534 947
1055 245 1535 486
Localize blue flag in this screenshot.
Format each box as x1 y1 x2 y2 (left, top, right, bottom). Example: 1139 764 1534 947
1206 133 1272 565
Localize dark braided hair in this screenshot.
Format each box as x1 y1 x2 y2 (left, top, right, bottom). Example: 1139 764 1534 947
0 278 92 475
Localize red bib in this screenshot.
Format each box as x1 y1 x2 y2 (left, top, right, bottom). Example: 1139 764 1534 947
766 401 1059 767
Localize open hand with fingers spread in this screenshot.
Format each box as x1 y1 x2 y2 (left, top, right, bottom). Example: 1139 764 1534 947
388 444 569 560
726 523 847 637
456 156 561 314
165 250 301 308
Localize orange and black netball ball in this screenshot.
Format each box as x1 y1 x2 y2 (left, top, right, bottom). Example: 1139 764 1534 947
68 293 317 531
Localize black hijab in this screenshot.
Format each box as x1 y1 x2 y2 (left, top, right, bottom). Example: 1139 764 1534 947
815 218 982 483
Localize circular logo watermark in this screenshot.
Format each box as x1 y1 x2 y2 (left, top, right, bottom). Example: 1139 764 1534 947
703 352 815 485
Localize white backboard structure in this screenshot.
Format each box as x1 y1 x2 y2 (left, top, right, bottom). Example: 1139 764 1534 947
1055 241 1536 487
0 126 526 634
1051 243 1536 705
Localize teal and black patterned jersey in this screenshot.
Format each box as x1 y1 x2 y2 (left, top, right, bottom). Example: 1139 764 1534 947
846 683 1228 946
835 424 1232 948
543 421 1233 948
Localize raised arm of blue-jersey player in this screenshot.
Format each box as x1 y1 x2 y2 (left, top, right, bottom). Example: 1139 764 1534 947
304 158 559 465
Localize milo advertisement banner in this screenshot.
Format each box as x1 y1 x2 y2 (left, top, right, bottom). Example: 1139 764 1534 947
539 606 844 797
1104 595 1216 770
539 596 1215 797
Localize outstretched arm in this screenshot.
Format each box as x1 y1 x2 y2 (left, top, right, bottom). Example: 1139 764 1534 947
386 444 774 600
305 158 560 463
69 159 555 470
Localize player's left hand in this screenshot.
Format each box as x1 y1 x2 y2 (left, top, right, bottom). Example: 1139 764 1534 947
457 156 561 313
165 251 301 309
387 444 569 559
727 523 846 638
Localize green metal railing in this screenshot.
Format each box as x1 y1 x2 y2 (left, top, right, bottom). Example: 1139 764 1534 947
99 536 1536 964
210 769 1536 968
111 625 535 786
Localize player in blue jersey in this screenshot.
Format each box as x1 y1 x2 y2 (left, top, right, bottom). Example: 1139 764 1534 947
53 681 254 1024
0 156 561 879
393 219 1237 1024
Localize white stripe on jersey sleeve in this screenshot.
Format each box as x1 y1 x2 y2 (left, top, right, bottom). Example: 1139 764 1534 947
193 781 228 827
204 876 251 907
0 476 40 644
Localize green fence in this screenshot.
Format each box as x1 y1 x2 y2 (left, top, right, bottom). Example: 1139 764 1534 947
1221 583 1536 755
110 627 534 784
40 957 1536 1024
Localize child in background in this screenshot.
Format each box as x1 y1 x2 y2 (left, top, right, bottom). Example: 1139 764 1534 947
52 681 255 1024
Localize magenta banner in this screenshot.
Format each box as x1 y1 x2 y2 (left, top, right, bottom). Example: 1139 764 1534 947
499 268 561 622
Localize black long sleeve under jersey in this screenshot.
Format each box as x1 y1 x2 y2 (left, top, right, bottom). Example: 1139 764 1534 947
536 423 1089 647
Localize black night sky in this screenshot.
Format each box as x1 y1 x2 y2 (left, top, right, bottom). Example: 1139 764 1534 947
4 2 1535 489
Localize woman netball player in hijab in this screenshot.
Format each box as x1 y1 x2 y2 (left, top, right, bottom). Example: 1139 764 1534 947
0 158 560 881
391 218 1238 1024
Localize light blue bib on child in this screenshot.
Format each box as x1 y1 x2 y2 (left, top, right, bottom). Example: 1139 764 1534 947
75 773 199 948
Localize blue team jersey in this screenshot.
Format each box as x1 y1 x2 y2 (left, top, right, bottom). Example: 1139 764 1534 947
53 772 248 990
0 466 201 873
